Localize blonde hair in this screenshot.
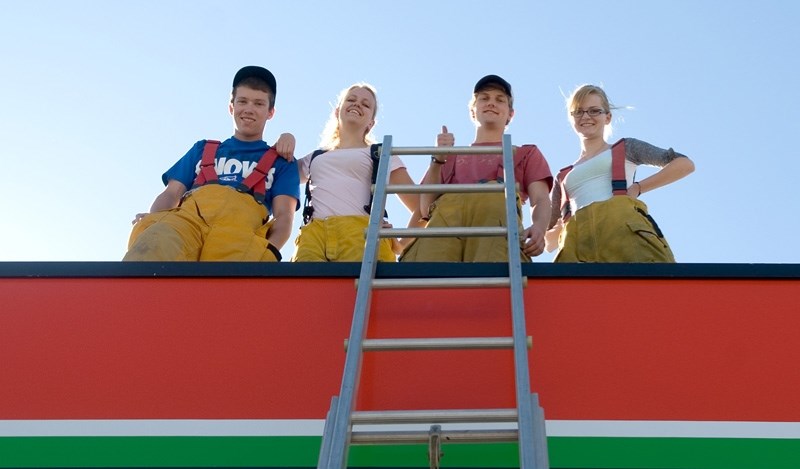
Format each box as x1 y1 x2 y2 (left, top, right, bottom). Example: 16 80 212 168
318 83 379 150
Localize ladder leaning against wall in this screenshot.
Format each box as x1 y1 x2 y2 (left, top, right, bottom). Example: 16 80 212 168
316 134 549 469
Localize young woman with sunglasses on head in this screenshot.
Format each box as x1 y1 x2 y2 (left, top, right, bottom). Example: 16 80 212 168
545 84 695 262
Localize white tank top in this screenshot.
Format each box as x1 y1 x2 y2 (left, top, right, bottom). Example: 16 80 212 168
564 149 637 214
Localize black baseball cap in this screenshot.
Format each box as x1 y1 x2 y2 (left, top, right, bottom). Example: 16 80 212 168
232 66 277 97
474 74 512 98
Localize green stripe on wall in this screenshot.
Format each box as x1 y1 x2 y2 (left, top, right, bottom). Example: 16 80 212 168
1 436 317 468
550 437 800 468
2 436 799 468
0 437 516 468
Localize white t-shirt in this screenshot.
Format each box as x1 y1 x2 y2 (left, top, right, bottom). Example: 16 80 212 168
297 147 406 220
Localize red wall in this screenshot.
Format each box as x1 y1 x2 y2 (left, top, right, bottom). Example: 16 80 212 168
1 276 798 422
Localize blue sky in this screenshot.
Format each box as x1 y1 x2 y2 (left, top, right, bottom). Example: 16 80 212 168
1 0 797 263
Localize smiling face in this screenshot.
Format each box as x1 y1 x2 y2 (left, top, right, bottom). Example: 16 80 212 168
570 92 611 140
336 86 377 135
470 86 514 128
229 85 275 141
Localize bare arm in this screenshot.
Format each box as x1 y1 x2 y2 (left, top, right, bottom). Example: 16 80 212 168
624 139 695 197
132 179 187 224
266 195 297 249
521 180 552 258
296 154 310 184
150 180 187 212
420 125 453 219
390 167 420 215
272 133 296 161
631 156 695 198
419 166 441 219
388 167 425 254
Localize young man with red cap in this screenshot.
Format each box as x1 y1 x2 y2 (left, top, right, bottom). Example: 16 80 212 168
400 75 553 262
124 66 300 261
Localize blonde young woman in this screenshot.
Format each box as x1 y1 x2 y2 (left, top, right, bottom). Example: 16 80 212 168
546 84 695 262
291 83 421 262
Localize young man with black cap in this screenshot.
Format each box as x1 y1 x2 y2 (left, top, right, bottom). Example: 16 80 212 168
124 66 300 261
400 75 553 262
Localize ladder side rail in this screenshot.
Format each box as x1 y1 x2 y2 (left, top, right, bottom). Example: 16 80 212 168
531 394 550 469
321 136 396 468
501 134 538 468
317 396 338 466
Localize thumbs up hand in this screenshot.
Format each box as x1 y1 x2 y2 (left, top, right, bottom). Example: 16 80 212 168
433 125 454 164
437 125 454 147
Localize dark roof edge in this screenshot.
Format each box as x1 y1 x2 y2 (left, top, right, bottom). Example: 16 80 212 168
1 262 798 280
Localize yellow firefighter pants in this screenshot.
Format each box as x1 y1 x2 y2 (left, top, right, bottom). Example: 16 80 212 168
399 190 530 262
555 195 675 263
123 185 279 261
291 215 396 262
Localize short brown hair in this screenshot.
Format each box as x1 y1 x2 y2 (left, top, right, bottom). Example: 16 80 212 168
231 76 275 110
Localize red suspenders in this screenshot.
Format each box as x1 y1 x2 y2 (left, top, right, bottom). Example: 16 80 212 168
192 140 221 187
239 147 279 203
190 140 279 204
610 139 627 195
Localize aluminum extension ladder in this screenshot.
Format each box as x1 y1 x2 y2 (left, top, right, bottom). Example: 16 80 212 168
317 135 548 469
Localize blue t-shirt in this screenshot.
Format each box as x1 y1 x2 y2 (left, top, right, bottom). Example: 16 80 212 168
163 137 300 215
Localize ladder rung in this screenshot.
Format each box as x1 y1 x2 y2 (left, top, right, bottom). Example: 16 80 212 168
352 408 518 424
363 277 527 290
377 226 508 238
384 183 505 194
351 429 518 445
389 146 503 156
348 336 532 351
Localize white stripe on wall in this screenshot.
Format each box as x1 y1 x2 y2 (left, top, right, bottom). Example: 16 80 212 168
2 419 800 439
